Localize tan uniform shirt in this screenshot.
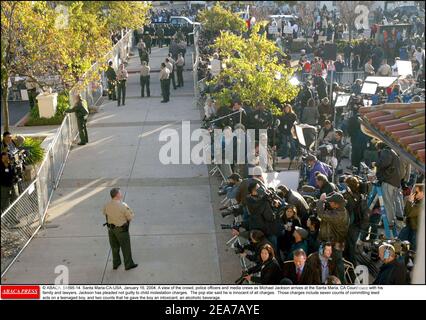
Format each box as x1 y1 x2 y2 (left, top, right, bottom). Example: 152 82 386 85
117 68 128 81
159 67 170 80
365 62 375 75
165 61 174 73
140 65 150 77
103 200 134 227
176 56 185 67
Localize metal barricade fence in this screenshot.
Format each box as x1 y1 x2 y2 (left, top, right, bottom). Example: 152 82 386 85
69 30 134 109
1 113 78 276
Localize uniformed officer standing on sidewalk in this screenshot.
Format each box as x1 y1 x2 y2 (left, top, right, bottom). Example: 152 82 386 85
103 188 138 271
116 63 128 107
105 61 117 101
140 61 151 98
176 53 185 88
166 54 177 90
159 62 171 103
65 93 89 145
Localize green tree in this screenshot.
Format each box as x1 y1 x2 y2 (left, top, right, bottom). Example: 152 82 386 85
197 4 247 38
1 1 151 131
209 25 299 115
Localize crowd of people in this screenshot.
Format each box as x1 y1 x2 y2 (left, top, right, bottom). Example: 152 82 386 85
193 4 424 286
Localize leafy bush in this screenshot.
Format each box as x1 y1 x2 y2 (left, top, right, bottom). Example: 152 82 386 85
209 25 299 115
197 4 247 38
22 137 45 165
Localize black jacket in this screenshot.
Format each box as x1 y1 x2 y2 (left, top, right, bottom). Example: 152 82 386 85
250 109 273 130
376 147 402 187
246 238 272 264
282 261 307 285
279 112 297 135
250 258 282 285
0 162 16 187
246 194 279 237
373 260 408 285
319 181 338 196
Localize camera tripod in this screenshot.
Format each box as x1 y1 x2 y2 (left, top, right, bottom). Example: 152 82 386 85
367 183 398 239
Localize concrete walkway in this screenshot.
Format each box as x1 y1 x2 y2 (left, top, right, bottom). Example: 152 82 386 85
1 46 238 284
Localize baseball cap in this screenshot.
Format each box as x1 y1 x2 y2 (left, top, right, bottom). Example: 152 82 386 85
294 226 309 239
252 166 263 177
326 193 346 205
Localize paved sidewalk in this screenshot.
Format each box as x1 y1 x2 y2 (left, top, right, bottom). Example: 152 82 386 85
1 46 234 284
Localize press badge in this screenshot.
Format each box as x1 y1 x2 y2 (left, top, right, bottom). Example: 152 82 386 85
5 169 9 173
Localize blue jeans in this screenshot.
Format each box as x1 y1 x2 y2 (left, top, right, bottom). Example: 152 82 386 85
398 227 417 251
279 134 296 159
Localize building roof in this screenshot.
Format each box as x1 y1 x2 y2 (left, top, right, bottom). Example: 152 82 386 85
358 102 425 173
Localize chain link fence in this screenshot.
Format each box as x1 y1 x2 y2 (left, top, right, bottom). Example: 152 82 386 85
1 30 134 277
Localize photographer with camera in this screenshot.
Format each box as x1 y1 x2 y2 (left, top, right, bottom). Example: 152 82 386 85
0 152 19 218
218 173 241 199
246 180 281 253
342 176 369 265
243 244 282 285
374 141 404 231
398 184 423 251
373 244 408 285
315 173 338 197
1 131 18 155
250 102 273 141
306 155 333 188
234 167 265 231
239 230 272 265
317 192 349 283
317 120 335 147
277 185 310 227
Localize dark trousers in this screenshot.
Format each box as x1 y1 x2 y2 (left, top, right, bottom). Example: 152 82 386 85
108 226 136 269
107 80 116 100
177 66 184 87
0 185 18 214
140 75 150 97
77 117 88 144
27 88 37 109
117 80 126 106
345 224 361 266
160 79 170 101
146 45 151 54
170 69 177 89
158 37 163 48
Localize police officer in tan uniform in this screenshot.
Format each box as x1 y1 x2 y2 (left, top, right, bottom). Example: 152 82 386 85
103 188 138 270
116 63 128 107
159 62 170 103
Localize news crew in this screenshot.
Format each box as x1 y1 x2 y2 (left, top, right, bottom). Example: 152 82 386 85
0 152 19 218
373 244 408 285
243 244 282 285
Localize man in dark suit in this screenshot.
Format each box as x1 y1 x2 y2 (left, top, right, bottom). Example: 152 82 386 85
281 249 307 285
